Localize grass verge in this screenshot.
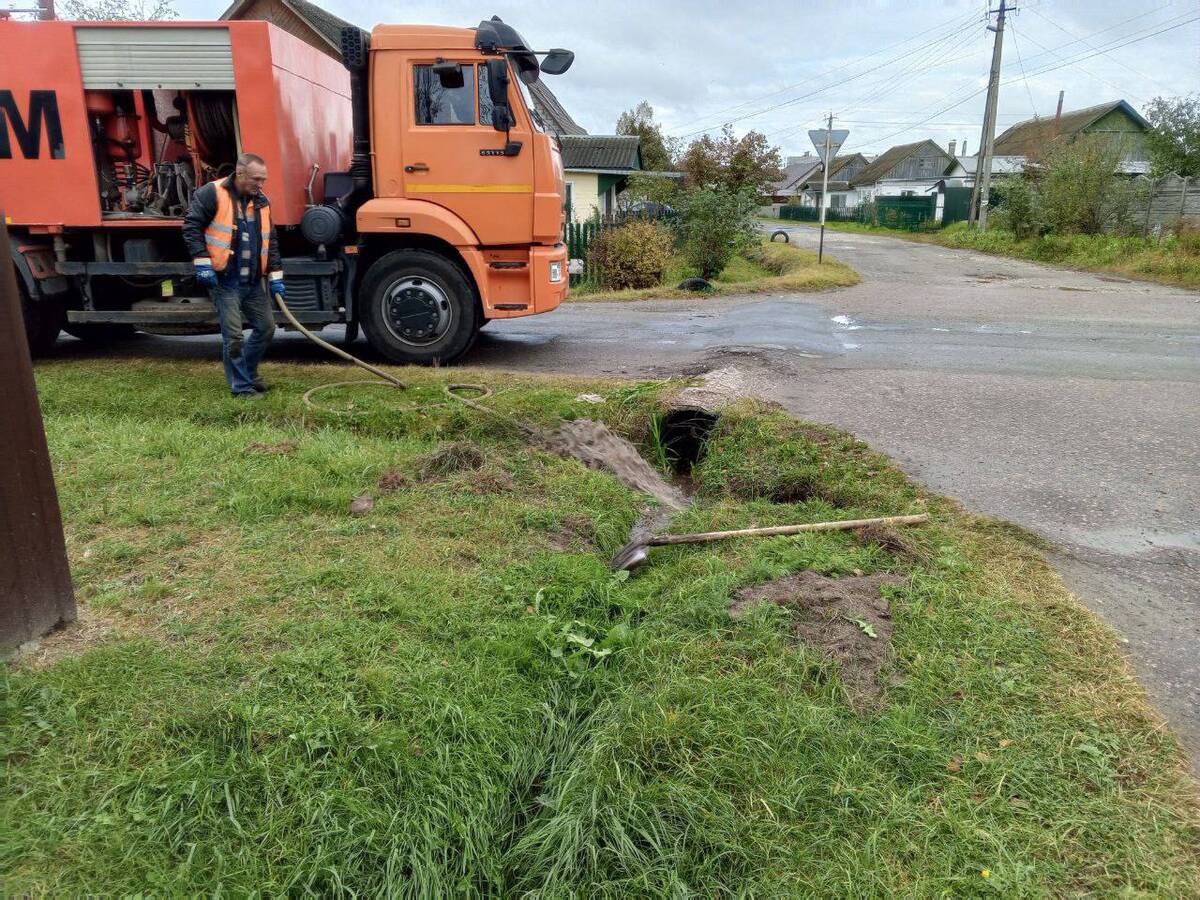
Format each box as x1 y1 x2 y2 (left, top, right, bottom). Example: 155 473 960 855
568 239 859 302
763 217 1200 289
2 357 1198 895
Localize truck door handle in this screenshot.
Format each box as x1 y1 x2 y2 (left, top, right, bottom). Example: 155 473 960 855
404 164 429 173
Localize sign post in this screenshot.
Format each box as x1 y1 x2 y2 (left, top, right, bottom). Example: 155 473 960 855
808 117 849 264
0 219 75 654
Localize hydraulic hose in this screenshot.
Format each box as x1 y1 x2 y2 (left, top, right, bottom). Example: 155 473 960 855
271 291 531 435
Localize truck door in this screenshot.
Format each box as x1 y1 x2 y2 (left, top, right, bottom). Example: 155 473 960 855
401 59 533 246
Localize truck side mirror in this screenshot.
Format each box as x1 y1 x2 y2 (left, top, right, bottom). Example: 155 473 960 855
486 58 512 132
433 60 464 89
540 49 574 76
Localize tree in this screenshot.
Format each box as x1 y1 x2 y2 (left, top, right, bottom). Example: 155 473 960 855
676 185 759 279
615 101 675 172
1144 95 1200 177
1029 136 1136 235
678 125 783 199
61 0 177 19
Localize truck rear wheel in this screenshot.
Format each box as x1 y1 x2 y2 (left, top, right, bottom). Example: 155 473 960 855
16 274 63 357
360 250 480 366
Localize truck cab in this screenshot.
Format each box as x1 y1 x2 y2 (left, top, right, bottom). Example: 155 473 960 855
2 15 572 364
334 18 572 362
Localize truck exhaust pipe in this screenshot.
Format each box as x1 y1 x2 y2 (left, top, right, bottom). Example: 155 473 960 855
340 26 372 203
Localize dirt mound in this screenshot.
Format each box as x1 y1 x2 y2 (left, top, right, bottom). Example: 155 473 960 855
376 469 411 493
420 441 486 478
854 523 920 558
545 419 687 510
731 572 902 705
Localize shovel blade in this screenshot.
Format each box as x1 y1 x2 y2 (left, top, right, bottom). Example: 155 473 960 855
610 542 649 572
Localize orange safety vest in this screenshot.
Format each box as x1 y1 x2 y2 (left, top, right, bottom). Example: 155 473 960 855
203 180 273 275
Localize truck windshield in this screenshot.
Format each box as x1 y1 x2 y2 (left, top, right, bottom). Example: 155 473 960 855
515 77 544 133
477 64 544 132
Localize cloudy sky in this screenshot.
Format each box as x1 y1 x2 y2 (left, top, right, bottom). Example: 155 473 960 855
167 0 1197 160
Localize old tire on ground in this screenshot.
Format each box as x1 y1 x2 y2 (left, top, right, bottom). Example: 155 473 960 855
63 323 140 344
360 249 480 365
771 229 789 243
16 272 63 356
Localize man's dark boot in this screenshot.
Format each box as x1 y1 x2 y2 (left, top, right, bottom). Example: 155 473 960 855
233 391 264 400
252 380 270 393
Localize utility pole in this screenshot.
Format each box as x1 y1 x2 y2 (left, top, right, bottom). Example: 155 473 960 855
0 220 75 654
970 0 1010 229
818 112 832 264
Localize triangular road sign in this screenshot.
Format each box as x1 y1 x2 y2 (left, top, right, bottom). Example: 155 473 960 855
808 128 849 162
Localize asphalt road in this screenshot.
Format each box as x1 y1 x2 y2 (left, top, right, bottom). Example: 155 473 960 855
49 225 1200 767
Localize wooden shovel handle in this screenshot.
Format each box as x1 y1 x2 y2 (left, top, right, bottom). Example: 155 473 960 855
647 513 929 547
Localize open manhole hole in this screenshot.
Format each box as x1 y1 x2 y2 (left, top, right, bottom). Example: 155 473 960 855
658 407 720 474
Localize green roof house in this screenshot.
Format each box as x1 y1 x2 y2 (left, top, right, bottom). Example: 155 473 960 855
989 100 1151 174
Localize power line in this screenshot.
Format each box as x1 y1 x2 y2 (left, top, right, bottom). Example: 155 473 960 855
768 4 1184 150
1008 20 1040 116
838 20 985 120
1025 2 1177 93
1010 17 1148 104
668 8 983 138
848 10 1199 153
665 8 981 135
766 31 988 143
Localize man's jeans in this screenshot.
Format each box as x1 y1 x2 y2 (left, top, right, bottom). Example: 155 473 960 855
211 281 276 395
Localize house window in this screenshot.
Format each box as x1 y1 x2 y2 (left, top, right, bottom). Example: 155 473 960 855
831 194 845 208
901 190 915 197
564 182 574 220
414 64 476 125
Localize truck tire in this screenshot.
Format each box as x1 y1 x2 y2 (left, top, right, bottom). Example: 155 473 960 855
16 273 62 357
360 249 480 365
63 322 140 345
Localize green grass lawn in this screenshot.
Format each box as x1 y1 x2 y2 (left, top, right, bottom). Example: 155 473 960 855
3 358 1198 895
764 217 1200 290
570 239 859 302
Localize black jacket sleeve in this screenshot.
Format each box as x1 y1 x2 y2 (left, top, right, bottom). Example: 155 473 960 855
182 183 218 261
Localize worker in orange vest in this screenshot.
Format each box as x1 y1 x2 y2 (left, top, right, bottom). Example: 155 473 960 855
183 153 284 398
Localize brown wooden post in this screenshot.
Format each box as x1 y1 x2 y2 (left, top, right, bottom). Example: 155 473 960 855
0 220 75 653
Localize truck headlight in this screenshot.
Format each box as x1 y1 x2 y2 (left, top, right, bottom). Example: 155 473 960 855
549 260 563 283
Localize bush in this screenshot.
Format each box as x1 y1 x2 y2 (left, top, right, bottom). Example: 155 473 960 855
990 175 1040 238
1032 136 1138 235
1172 218 1200 254
677 186 759 279
586 221 675 290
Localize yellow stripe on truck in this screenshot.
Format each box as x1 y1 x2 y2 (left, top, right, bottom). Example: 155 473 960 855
413 184 533 193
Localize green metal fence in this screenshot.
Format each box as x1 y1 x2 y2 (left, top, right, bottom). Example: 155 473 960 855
778 204 865 223
872 196 937 230
563 220 613 288
941 187 972 225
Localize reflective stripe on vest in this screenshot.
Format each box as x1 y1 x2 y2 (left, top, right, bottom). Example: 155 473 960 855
204 182 272 275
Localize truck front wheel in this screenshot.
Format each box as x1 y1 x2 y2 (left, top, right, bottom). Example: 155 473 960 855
359 250 480 365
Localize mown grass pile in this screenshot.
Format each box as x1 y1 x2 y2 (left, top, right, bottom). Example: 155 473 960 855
2 358 1198 895
571 239 859 302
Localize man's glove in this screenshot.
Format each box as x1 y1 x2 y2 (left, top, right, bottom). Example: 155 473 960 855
268 271 286 300
194 258 218 288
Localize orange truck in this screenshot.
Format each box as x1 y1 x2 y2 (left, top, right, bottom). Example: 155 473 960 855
1 15 572 363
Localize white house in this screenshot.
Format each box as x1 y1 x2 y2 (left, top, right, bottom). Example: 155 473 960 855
525 81 642 221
